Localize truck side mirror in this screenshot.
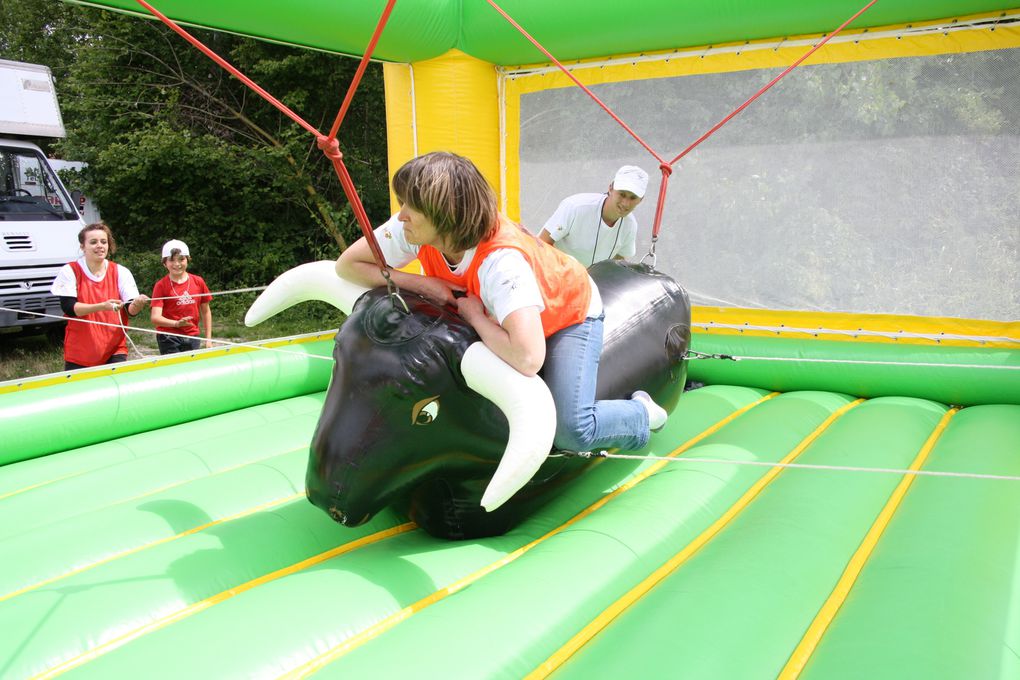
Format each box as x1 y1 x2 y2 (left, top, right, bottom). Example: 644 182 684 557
70 190 84 216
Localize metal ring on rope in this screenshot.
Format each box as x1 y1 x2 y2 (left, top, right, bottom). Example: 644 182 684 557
639 236 658 269
381 268 410 314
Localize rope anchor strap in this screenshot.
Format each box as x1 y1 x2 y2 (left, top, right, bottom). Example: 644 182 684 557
685 350 737 361
555 450 609 459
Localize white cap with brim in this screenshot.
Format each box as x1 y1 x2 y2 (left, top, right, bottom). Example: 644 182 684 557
612 165 650 198
161 239 190 259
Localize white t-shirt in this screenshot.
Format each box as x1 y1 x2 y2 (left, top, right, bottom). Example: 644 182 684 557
51 257 141 301
541 192 638 266
374 215 601 324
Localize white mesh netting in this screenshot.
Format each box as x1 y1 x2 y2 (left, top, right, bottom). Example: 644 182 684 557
518 46 1019 321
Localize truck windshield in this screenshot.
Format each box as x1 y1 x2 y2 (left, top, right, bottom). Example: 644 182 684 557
0 146 78 220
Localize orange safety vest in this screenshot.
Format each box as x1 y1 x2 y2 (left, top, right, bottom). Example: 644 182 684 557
63 260 129 366
417 218 592 338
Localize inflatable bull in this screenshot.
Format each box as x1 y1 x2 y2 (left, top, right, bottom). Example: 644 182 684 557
246 260 691 539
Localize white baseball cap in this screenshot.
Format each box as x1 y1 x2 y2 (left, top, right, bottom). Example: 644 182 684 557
161 239 190 259
612 165 649 198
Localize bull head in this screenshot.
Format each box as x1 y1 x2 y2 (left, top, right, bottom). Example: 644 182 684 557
245 262 558 525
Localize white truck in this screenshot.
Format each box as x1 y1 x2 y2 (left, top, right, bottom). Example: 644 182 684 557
0 59 88 337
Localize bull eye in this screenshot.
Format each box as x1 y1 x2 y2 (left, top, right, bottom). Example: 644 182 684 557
411 395 440 426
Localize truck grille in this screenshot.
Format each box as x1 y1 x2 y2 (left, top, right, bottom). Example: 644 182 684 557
0 290 61 323
1 294 55 312
0 275 56 295
2 233 36 252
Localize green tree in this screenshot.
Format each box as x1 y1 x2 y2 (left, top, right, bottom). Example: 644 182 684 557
0 0 389 289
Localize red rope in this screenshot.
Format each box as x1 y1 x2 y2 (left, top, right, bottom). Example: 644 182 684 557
317 136 389 267
650 163 673 241
138 0 879 262
668 0 879 167
487 0 879 240
485 0 667 166
133 0 393 269
134 0 319 137
328 0 398 139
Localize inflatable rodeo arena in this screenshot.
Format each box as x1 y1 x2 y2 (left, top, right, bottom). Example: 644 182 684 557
1 0 1018 677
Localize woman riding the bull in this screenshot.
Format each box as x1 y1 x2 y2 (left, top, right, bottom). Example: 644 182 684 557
336 151 666 453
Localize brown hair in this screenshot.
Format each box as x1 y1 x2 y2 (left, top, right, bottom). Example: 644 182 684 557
391 151 498 252
162 248 188 264
78 222 117 257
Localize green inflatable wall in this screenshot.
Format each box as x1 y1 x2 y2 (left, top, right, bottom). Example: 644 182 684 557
72 0 1016 63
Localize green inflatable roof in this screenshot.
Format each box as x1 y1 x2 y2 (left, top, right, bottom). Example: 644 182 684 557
70 0 1016 64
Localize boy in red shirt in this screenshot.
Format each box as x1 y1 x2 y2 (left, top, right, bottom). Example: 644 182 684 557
150 239 213 354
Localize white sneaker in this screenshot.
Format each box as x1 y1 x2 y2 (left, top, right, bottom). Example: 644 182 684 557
632 390 667 432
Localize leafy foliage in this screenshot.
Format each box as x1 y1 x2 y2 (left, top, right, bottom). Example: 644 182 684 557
0 0 389 291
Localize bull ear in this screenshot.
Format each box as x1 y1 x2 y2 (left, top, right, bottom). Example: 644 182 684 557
461 342 556 512
245 261 370 326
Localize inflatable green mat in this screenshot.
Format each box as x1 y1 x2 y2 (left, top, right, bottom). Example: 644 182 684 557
0 332 1017 679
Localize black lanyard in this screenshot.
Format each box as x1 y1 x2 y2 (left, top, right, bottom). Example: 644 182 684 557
592 195 622 266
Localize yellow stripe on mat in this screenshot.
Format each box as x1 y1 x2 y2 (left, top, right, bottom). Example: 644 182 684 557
279 392 781 679
1 493 302 604
527 398 865 678
0 332 336 395
776 407 958 680
0 440 308 504
30 522 417 680
0 470 88 502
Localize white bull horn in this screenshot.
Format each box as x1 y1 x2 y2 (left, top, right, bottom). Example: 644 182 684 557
245 260 370 326
461 342 557 512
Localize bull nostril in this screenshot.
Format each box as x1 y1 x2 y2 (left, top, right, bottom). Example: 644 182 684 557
328 506 348 524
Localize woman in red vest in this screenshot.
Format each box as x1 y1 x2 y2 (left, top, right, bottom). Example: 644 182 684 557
50 222 150 370
337 151 665 453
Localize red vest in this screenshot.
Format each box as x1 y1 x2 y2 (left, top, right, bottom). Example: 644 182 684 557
63 260 128 366
417 218 592 338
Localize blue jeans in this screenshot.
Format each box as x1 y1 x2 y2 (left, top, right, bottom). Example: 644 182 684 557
64 353 126 371
157 333 201 355
542 315 649 452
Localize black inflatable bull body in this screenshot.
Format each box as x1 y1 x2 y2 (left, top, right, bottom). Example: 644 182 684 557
305 260 690 539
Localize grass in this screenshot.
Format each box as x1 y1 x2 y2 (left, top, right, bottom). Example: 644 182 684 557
0 295 344 383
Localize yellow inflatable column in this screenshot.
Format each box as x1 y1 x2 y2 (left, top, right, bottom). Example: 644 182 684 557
383 49 500 214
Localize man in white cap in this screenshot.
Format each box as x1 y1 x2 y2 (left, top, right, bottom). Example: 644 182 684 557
538 165 649 266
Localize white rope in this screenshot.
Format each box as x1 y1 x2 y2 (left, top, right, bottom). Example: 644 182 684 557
570 450 1020 482
687 289 766 309
115 306 144 359
695 321 1019 345
141 286 270 357
145 285 267 303
8 303 1016 372
703 354 1020 371
0 306 336 363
